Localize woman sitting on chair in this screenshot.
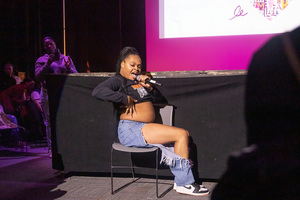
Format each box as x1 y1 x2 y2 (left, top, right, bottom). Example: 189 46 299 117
92 47 209 196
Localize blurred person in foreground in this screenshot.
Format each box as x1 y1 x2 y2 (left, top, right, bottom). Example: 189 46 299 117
211 27 300 200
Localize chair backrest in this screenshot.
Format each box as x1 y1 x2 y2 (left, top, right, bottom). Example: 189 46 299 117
159 105 173 126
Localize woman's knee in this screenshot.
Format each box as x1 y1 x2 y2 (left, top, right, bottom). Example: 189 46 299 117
177 129 189 141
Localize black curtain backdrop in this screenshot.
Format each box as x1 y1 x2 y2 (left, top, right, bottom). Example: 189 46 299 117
0 0 146 77
48 73 247 179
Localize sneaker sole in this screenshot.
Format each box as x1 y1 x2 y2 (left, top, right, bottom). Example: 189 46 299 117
173 183 207 191
176 190 209 196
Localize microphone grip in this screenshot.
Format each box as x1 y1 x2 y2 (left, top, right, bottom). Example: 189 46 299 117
137 75 162 86
145 78 162 86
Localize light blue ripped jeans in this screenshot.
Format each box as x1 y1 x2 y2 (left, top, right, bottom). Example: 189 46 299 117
118 120 195 186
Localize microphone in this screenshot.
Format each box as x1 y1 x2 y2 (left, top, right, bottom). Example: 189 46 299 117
136 75 162 86
53 48 60 61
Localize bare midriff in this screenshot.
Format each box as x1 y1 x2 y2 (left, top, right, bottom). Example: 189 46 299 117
119 101 155 123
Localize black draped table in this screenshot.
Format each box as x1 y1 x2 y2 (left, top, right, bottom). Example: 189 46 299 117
48 71 247 179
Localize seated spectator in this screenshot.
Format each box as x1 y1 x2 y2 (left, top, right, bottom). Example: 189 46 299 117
22 80 45 142
0 103 20 147
4 63 22 84
0 104 18 129
0 62 20 92
211 27 300 200
30 81 43 113
0 78 35 116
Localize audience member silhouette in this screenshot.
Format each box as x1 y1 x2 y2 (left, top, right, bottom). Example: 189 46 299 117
0 79 34 147
21 79 44 142
0 63 21 92
0 79 34 116
211 26 300 200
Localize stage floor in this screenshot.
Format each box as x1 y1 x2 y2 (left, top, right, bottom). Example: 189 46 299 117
0 145 216 200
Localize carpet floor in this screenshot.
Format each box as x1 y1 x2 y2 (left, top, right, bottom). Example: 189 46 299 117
0 145 216 200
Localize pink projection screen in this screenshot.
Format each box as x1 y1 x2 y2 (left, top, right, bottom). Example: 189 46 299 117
145 0 300 71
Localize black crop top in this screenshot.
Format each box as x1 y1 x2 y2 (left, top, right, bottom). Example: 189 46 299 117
92 75 167 105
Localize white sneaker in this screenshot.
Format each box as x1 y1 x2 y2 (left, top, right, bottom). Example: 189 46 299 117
173 182 208 190
175 182 209 196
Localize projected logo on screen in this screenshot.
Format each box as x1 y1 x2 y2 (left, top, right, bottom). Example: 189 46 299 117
160 0 300 38
251 0 289 21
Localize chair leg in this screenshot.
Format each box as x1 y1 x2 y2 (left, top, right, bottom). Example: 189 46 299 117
111 147 114 194
156 149 159 198
130 153 135 181
111 146 161 197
